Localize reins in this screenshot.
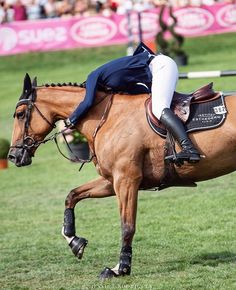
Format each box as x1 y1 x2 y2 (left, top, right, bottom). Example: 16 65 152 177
90 93 114 164
52 92 114 169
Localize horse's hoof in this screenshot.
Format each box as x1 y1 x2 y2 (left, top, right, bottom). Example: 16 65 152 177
69 236 88 259
99 267 118 280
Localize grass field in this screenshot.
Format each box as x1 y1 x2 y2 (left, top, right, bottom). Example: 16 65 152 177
1 33 236 290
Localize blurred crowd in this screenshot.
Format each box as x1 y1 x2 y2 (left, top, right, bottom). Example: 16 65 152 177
0 0 233 23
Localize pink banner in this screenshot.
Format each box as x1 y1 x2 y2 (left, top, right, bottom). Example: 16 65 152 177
0 2 236 56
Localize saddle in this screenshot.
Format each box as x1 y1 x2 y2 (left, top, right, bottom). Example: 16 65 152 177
145 83 226 191
145 82 222 137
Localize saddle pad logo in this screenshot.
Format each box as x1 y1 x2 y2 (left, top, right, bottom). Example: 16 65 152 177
186 95 227 132
213 105 227 114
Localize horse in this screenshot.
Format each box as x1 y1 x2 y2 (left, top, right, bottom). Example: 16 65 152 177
8 73 236 279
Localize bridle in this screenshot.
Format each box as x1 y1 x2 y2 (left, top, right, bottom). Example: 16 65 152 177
11 80 114 168
11 86 57 152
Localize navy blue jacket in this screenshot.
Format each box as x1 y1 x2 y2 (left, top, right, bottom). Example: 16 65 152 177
69 42 156 124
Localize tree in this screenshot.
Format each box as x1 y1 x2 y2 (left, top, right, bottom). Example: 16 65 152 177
155 5 188 66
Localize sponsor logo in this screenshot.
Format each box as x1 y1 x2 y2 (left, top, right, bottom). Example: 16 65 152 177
216 4 236 27
0 26 67 53
119 12 158 39
70 17 117 44
173 8 214 34
0 27 18 52
17 27 67 45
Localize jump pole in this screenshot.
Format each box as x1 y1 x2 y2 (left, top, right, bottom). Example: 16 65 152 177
179 70 236 79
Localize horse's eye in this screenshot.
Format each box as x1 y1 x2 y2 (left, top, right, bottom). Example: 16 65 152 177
16 111 25 120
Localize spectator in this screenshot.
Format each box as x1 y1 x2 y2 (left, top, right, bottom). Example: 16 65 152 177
133 0 154 11
199 0 215 4
109 0 118 12
152 0 168 7
100 1 113 16
44 0 57 17
4 0 14 21
73 0 89 16
116 0 132 14
0 0 229 23
13 0 27 20
0 0 7 23
94 0 104 13
56 0 73 18
26 0 42 19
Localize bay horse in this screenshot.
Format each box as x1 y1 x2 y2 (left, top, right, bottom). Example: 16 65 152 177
8 73 236 279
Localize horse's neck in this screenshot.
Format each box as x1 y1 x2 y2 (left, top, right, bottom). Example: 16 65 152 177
38 86 84 118
38 86 110 142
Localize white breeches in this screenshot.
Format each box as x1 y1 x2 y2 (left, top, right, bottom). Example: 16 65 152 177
149 54 179 120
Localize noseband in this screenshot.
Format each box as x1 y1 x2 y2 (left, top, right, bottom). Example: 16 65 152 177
11 87 56 152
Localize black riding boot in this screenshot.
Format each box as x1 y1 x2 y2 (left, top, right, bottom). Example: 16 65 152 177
160 108 201 164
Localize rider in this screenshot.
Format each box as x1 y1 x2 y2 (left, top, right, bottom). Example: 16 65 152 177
64 42 201 164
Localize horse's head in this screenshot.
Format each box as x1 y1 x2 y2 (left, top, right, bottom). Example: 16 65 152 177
8 73 56 167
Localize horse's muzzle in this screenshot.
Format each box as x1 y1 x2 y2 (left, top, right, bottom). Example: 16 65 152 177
8 147 32 167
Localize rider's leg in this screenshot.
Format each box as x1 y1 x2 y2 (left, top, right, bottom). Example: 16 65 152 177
150 54 178 119
150 54 200 163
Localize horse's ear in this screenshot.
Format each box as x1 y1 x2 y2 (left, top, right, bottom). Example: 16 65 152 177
32 76 37 88
31 77 37 101
20 73 32 100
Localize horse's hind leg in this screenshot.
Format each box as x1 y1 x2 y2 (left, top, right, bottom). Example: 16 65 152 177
62 176 115 259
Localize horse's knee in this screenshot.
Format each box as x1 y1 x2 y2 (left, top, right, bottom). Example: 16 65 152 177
65 190 76 207
65 188 90 207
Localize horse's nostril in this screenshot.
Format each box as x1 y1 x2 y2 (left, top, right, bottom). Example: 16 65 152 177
8 153 16 162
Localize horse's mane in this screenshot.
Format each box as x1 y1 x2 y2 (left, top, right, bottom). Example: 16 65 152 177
40 81 146 96
40 81 123 94
42 81 86 88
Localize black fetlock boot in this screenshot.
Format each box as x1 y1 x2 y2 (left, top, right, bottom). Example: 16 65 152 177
160 108 201 164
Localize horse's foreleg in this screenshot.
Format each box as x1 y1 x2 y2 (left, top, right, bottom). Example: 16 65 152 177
100 168 141 279
62 176 115 259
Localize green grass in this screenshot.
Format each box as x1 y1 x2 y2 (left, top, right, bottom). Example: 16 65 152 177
1 33 236 290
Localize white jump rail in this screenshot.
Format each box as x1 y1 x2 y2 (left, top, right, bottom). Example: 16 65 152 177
179 70 236 79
